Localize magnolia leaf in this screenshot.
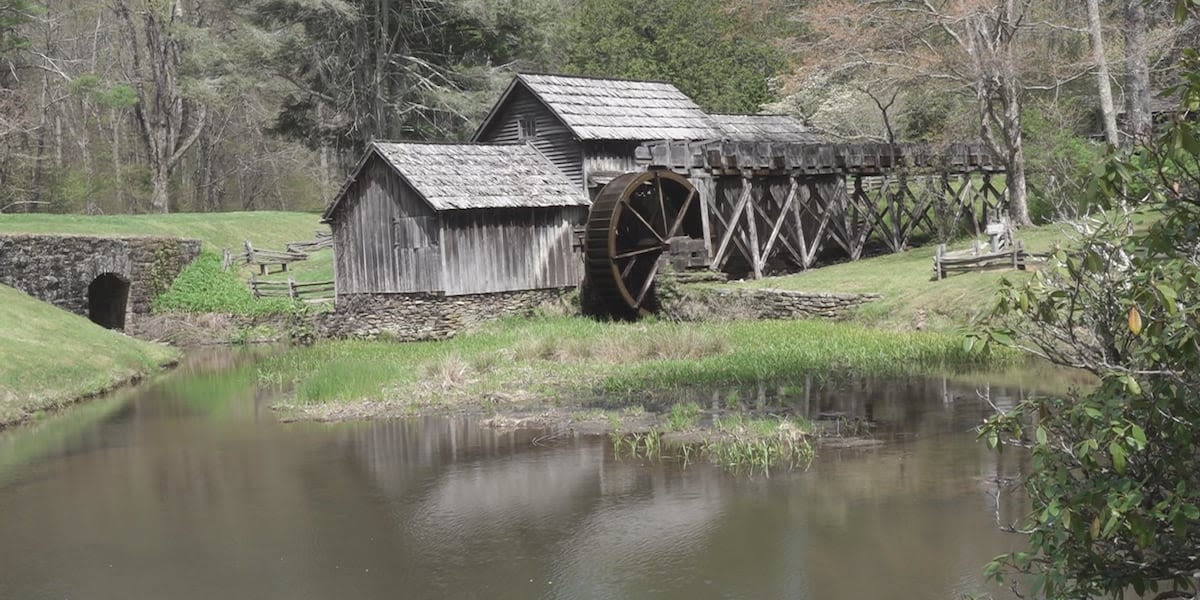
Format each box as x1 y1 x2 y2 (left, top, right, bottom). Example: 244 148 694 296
1122 375 1142 396
990 330 1014 346
1155 283 1179 315
1110 442 1127 474
1130 425 1147 448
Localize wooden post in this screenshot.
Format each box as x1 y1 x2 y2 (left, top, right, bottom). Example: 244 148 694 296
791 179 810 268
934 244 945 280
222 248 231 271
695 171 715 266
288 278 297 300
744 174 763 279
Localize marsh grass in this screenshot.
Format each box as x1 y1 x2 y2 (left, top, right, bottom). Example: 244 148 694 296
259 315 1014 417
512 323 729 364
664 401 701 431
702 416 814 474
609 413 815 473
611 428 663 459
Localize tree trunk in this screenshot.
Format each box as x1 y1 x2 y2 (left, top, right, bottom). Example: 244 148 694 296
1087 0 1119 146
1003 73 1030 226
150 161 170 213
1124 0 1152 142
115 0 207 214
111 110 124 212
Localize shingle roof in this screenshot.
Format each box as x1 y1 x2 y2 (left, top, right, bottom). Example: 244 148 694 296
324 142 588 218
489 73 722 141
708 114 822 143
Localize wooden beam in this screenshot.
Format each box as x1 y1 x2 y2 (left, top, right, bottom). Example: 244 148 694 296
711 180 753 270
756 178 800 269
791 180 810 267
694 171 715 266
744 175 763 279
766 177 805 267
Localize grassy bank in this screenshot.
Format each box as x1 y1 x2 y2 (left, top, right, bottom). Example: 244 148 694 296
0 284 179 427
731 223 1070 331
259 316 1017 421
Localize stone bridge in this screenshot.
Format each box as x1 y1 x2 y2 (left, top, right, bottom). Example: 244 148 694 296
0 234 201 330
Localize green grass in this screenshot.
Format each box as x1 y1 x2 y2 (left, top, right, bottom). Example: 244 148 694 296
257 316 1016 418
730 223 1072 331
664 401 701 431
0 284 179 427
154 252 295 316
0 211 323 251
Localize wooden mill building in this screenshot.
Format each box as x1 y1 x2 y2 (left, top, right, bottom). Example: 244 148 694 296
472 73 817 195
322 142 589 297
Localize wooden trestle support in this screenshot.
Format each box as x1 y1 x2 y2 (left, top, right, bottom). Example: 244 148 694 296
637 141 1008 279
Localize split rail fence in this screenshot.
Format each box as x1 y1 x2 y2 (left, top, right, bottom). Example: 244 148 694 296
247 275 335 302
222 231 335 302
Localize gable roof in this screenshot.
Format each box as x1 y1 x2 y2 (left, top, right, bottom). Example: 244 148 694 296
709 114 823 143
475 73 721 142
323 142 589 220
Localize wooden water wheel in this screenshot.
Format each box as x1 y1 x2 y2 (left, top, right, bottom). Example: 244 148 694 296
583 170 703 319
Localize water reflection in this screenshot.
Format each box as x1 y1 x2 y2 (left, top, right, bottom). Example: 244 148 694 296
0 352 1035 600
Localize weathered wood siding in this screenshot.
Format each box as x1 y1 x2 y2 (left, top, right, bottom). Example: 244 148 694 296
475 86 585 189
440 206 587 295
331 156 443 294
583 141 642 190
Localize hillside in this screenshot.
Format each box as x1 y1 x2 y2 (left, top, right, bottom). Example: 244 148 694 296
0 284 179 427
0 211 324 251
731 223 1071 331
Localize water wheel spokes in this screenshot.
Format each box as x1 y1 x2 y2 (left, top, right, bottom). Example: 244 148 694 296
584 170 703 318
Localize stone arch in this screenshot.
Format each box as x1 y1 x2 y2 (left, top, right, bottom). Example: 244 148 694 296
87 272 131 330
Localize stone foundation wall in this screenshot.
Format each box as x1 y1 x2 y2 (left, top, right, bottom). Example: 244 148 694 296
316 288 573 340
665 286 880 321
0 234 201 319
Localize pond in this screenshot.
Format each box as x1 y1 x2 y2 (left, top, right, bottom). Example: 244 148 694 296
0 349 1044 599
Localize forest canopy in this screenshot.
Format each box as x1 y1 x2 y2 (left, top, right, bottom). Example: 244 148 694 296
0 0 1193 216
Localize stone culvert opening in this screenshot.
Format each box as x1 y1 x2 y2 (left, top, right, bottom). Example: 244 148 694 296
87 273 131 330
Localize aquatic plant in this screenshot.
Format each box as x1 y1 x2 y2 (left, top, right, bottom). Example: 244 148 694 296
611 428 662 459
703 417 813 474
664 401 701 431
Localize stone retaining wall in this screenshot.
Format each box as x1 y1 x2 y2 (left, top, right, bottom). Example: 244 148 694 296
317 288 573 340
665 286 880 321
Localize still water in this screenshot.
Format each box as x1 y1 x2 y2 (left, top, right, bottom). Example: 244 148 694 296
0 350 1041 599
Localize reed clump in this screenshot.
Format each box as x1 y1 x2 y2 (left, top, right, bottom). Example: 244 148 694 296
703 416 814 473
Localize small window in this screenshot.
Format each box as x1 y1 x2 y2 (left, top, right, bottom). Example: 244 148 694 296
518 116 537 141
